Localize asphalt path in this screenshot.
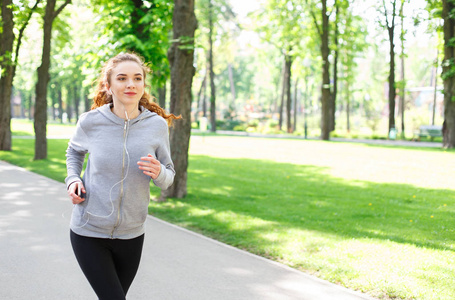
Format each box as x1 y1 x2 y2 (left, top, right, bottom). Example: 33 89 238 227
0 160 376 300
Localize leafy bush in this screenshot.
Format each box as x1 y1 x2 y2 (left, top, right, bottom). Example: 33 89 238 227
233 124 247 131
216 119 244 131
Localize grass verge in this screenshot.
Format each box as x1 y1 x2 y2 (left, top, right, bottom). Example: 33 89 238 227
149 154 454 300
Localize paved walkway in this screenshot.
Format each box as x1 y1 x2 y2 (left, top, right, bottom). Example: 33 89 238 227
0 160 376 300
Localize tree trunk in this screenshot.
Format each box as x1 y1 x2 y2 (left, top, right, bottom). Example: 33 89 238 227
399 48 405 137
0 0 14 151
432 48 439 126
195 71 207 122
320 0 331 140
28 94 34 120
384 0 397 137
304 74 309 138
159 0 197 199
34 0 71 160
399 0 405 138
202 62 209 118
330 2 340 132
228 63 236 119
442 0 455 148
279 57 286 130
387 27 396 135
285 54 293 133
131 0 147 39
158 83 166 109
208 0 216 132
346 81 351 132
74 84 80 121
66 86 73 122
202 80 207 117
13 0 41 81
58 86 63 123
34 0 55 159
20 93 25 118
293 78 299 132
84 88 90 112
1 0 39 149
51 87 57 121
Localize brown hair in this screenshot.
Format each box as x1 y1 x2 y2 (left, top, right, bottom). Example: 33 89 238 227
92 52 180 126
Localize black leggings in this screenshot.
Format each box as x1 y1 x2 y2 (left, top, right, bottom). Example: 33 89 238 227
70 230 144 300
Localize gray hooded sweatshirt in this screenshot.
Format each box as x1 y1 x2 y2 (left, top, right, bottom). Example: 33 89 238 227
65 103 175 239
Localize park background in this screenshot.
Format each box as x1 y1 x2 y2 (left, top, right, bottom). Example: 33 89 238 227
3 0 447 140
1 0 455 299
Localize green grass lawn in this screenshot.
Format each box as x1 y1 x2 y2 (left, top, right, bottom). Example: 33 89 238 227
11 118 76 137
2 119 455 299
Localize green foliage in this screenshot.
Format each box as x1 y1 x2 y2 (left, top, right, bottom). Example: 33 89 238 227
434 0 455 84
193 0 238 110
92 0 173 89
215 119 243 130
253 0 305 55
216 55 256 105
442 58 455 80
338 7 368 86
195 0 237 43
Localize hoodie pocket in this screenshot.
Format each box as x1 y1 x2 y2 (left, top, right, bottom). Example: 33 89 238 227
120 197 149 231
71 202 88 228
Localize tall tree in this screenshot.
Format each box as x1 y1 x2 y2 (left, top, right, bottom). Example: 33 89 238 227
255 0 302 133
159 0 197 199
442 0 455 148
284 51 293 132
380 0 398 137
92 0 173 98
292 78 299 132
305 0 332 140
208 0 216 132
0 0 14 151
227 63 236 118
339 10 368 134
278 58 286 130
195 0 236 131
0 0 40 150
397 0 408 138
34 0 71 160
330 0 340 132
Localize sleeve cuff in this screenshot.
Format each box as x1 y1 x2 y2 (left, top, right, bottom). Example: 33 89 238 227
65 177 82 190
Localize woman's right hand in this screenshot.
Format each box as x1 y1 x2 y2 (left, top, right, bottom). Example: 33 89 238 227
68 181 86 204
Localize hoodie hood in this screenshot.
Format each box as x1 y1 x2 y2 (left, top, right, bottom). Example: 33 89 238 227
97 103 156 126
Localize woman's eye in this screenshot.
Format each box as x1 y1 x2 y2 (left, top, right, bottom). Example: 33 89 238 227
118 77 125 81
135 77 142 81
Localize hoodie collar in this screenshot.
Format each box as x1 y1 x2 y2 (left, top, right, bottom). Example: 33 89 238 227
98 103 156 125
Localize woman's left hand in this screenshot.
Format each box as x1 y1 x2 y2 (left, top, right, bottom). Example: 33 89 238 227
138 154 161 179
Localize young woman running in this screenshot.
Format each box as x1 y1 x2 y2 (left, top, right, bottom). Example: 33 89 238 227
65 52 179 300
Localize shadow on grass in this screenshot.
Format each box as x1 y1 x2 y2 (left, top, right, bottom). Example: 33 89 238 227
151 155 454 253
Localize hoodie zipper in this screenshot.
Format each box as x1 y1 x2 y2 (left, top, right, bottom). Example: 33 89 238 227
111 120 128 238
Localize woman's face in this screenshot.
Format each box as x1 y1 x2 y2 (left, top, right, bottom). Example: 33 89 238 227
107 61 145 108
